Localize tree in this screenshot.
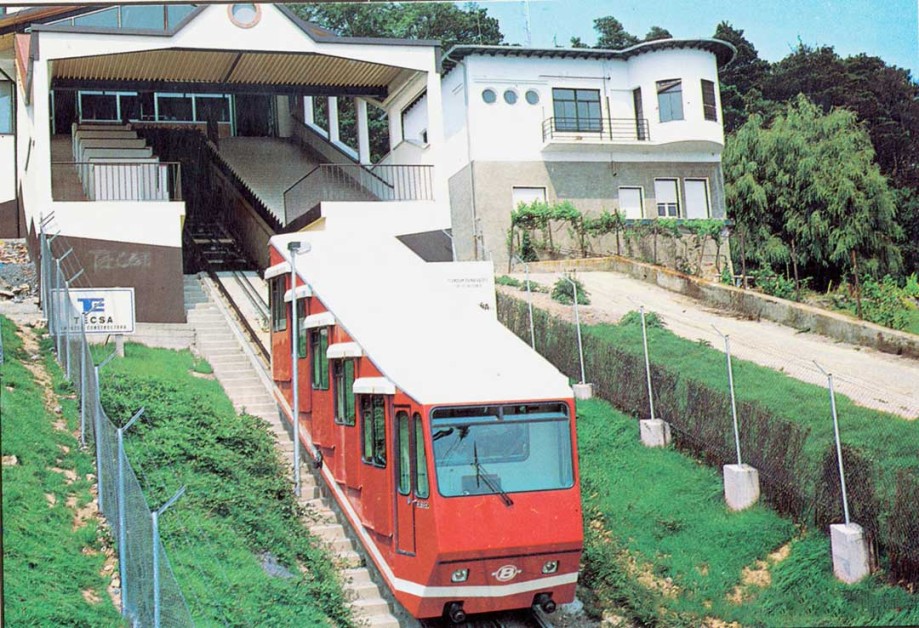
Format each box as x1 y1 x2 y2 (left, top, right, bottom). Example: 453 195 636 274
712 22 773 133
569 36 588 48
291 2 504 53
592 16 639 49
724 95 902 307
643 26 672 42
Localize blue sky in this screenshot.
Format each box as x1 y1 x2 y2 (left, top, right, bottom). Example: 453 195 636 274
474 0 919 79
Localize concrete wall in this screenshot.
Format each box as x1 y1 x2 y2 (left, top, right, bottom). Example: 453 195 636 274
521 255 919 359
448 164 475 261
461 159 724 266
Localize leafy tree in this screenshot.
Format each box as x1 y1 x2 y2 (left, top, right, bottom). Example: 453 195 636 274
643 26 672 42
724 95 902 309
291 2 504 53
569 36 588 48
593 16 639 49
712 22 773 133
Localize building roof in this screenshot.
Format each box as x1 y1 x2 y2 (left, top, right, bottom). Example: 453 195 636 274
445 38 736 68
269 229 572 407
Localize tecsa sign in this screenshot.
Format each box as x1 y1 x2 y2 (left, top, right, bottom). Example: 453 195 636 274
68 288 136 334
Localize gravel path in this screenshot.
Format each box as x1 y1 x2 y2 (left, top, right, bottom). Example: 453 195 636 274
506 271 919 420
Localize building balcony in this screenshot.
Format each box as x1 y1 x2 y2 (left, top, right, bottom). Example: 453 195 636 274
542 116 651 148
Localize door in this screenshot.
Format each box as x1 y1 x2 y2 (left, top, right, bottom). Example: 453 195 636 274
395 408 416 555
53 91 76 135
234 94 274 137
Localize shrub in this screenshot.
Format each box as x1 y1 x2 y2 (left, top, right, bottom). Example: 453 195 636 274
551 275 591 305
619 309 665 329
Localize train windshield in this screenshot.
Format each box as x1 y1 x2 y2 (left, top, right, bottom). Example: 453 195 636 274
430 403 574 499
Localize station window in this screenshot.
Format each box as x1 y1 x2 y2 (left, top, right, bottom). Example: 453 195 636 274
414 413 429 499
296 300 307 359
361 395 387 468
334 359 356 425
310 327 329 390
269 277 287 332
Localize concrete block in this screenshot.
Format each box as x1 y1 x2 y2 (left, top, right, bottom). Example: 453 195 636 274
573 383 594 400
639 419 671 448
723 463 761 511
830 523 871 584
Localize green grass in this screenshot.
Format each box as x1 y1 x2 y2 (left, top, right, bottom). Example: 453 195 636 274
584 316 919 497
577 397 919 627
1 315 123 626
905 309 919 335
94 343 351 627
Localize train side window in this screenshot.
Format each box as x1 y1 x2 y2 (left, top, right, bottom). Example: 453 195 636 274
296 300 307 359
397 411 410 495
413 413 429 499
333 359 355 426
269 277 287 332
310 327 329 390
361 395 387 468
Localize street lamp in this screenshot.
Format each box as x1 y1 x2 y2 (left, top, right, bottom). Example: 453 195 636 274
289 240 311 497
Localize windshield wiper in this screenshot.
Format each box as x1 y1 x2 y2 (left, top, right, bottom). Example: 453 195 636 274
472 442 513 507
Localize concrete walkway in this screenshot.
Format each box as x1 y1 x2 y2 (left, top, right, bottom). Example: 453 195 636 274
217 138 319 222
509 271 919 420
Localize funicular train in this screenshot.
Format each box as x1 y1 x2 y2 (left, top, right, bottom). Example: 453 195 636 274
266 232 583 622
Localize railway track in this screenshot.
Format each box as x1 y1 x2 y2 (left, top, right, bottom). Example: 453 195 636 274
421 608 554 628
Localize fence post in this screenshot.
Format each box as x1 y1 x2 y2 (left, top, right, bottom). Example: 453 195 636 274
639 306 656 422
80 324 87 448
637 305 671 447
564 274 592 400
116 407 144 618
94 351 117 514
153 486 186 628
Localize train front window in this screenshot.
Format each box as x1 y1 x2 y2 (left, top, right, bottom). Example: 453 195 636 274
431 404 573 498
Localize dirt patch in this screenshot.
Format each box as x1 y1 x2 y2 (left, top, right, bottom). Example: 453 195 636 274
50 466 78 484
190 370 216 380
67 494 97 532
625 553 680 599
727 542 793 604
45 492 57 507
2 455 19 466
81 588 101 605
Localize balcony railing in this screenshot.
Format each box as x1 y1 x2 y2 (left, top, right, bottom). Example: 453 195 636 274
53 161 182 202
283 163 434 227
542 117 651 143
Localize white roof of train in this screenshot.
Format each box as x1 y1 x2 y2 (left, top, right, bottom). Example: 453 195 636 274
269 229 573 406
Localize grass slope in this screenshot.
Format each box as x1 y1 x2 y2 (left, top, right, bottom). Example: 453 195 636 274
94 343 351 627
577 397 919 626
1 316 122 626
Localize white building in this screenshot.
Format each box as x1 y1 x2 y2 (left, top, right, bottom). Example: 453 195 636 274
402 41 735 264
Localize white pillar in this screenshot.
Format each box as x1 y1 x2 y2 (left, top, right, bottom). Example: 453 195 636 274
31 60 54 210
303 96 315 125
328 96 339 143
356 98 370 165
424 68 449 205
388 104 403 155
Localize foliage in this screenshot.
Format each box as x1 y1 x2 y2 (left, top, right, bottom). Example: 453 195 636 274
577 398 919 627
95 344 352 627
551 275 590 305
832 274 919 330
712 22 774 133
751 269 801 301
724 96 902 298
643 26 672 42
497 294 919 589
495 274 522 288
619 309 665 329
592 16 639 49
1 316 122 626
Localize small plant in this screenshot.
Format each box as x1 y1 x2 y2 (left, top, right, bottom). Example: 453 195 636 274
619 309 665 329
495 275 523 288
751 269 799 301
519 280 548 294
191 357 213 375
551 275 590 305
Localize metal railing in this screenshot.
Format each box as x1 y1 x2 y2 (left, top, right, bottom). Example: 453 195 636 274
283 163 434 227
54 161 182 202
542 116 651 143
37 218 193 627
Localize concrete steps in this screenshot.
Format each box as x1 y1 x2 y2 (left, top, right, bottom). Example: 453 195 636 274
184 274 400 628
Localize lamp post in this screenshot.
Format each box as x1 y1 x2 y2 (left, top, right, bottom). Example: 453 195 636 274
288 240 311 497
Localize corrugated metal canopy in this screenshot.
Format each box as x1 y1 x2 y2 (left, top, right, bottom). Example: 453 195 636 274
51 47 407 93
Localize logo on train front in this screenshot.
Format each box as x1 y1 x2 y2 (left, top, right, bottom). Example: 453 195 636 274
492 565 521 582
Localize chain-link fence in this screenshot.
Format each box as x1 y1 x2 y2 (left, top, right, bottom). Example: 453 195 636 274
38 218 193 627
497 291 919 588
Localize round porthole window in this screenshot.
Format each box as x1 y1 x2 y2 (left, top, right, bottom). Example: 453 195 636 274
482 88 497 104
229 3 261 28
504 89 518 105
525 89 540 105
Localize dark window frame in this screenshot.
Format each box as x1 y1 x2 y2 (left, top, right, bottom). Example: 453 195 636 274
361 395 387 468
269 277 287 333
310 327 330 390
413 413 429 499
397 411 411 495
701 79 717 122
656 79 684 123
552 88 602 133
333 359 356 426
296 300 307 359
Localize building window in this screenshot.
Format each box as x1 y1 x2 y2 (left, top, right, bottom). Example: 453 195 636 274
269 277 287 332
195 94 231 123
296 300 307 359
229 3 261 28
0 82 14 134
361 395 387 468
656 79 683 122
618 186 644 220
684 179 711 219
512 186 547 210
701 80 717 122
482 89 497 104
334 359 356 426
654 179 681 217
552 88 601 132
525 89 540 105
79 92 119 122
156 93 194 122
503 89 518 105
310 327 329 390
414 413 429 498
74 7 119 28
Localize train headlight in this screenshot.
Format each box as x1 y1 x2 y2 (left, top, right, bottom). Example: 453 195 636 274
542 560 559 574
451 568 469 583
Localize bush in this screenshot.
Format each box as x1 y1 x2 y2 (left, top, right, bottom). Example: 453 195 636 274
619 309 666 329
551 276 590 305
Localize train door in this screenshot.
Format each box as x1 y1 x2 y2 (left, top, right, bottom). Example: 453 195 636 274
359 394 392 537
395 407 430 555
